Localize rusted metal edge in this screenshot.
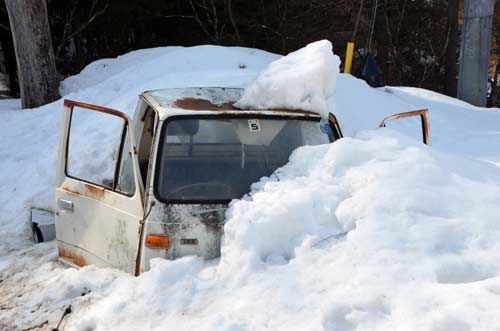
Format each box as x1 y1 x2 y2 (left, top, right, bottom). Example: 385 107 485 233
58 247 86 267
172 97 320 117
57 240 119 269
57 242 87 267
62 182 108 200
64 99 130 121
212 110 320 117
379 109 431 145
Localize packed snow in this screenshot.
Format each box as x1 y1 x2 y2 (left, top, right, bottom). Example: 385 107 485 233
235 40 340 118
1 42 500 330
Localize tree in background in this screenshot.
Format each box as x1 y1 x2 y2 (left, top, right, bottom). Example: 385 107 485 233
5 0 59 108
0 0 499 106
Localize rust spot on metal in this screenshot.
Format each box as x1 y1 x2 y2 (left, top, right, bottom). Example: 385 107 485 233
263 108 317 116
58 245 87 267
62 184 107 200
172 97 320 117
173 98 237 111
379 109 431 145
62 187 81 195
84 183 106 199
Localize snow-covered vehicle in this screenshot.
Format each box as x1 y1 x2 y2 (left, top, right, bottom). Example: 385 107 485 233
52 87 429 275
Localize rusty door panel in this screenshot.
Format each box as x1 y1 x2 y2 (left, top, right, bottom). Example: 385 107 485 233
55 100 144 274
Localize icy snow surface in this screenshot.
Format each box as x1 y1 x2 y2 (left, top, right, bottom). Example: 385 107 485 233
2 42 500 330
235 40 340 118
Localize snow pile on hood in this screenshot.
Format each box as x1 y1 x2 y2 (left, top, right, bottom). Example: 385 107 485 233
41 130 500 330
235 40 340 118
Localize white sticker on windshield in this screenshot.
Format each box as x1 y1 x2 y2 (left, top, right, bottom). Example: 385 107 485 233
248 119 261 132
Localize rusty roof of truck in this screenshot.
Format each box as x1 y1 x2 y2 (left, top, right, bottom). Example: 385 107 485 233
140 87 320 119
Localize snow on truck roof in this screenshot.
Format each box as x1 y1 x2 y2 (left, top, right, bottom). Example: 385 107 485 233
140 87 321 120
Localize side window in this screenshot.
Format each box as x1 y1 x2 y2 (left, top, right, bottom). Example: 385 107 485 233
137 107 156 187
115 125 135 194
66 105 136 195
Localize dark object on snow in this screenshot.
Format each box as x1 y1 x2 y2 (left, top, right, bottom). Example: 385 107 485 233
31 208 55 243
487 61 500 108
358 53 385 88
52 305 72 331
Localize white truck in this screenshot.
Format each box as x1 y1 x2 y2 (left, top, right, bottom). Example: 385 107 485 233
49 87 430 275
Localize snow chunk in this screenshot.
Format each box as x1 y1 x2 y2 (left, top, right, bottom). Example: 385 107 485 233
235 40 340 118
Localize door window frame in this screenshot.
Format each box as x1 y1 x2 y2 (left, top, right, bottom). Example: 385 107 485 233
63 99 138 197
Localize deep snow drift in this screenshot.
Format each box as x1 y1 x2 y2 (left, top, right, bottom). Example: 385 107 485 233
66 132 500 330
1 43 500 330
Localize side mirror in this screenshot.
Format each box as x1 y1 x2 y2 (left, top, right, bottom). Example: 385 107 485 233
379 109 431 145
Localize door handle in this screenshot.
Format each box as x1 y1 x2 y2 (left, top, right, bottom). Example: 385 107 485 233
57 199 74 212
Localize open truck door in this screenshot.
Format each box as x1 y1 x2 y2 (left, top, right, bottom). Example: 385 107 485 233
55 100 144 274
379 109 431 145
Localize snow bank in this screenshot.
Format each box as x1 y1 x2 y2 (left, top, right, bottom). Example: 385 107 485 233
42 131 500 330
235 40 340 118
2 43 500 330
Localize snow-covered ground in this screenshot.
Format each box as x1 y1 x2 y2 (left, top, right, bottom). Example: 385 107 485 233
2 44 500 330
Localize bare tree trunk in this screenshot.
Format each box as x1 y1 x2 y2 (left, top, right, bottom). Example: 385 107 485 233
5 0 59 109
445 0 459 97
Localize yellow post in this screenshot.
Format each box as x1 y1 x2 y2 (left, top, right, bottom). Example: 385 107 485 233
344 42 355 74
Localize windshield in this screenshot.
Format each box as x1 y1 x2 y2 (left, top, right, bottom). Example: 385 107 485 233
155 116 332 202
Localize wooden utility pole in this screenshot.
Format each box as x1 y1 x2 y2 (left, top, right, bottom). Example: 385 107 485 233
445 0 459 97
457 0 495 107
5 0 59 109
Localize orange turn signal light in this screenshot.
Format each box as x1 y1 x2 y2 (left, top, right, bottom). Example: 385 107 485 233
145 235 170 249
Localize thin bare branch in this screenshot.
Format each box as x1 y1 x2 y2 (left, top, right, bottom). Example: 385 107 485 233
0 23 10 32
56 0 109 58
189 0 214 42
226 0 241 44
351 0 364 41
